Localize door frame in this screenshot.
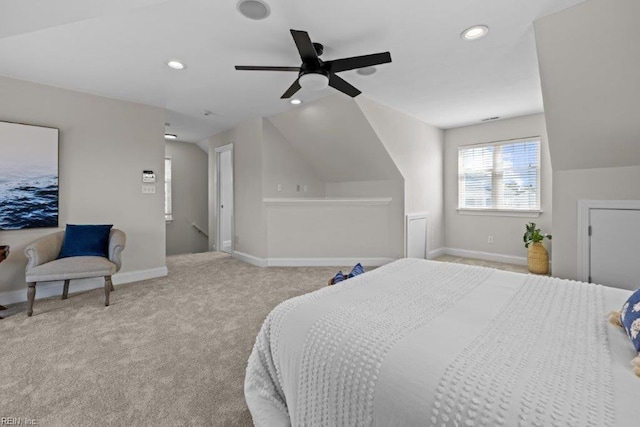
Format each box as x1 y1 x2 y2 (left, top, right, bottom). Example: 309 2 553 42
215 143 234 254
577 199 640 282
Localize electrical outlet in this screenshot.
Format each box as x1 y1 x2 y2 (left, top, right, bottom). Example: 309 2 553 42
488 236 494 244
142 184 156 194
277 184 282 192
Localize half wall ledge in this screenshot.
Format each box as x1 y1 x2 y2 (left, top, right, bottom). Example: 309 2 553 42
263 197 392 206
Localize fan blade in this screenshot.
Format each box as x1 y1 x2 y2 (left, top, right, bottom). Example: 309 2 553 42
328 75 361 97
281 79 301 98
235 66 300 72
325 52 392 73
290 29 320 64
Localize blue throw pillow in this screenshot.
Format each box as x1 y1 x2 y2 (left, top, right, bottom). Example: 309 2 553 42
332 271 346 285
58 224 113 259
348 263 365 278
620 288 640 352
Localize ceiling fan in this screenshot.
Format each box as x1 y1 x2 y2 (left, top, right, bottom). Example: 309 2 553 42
235 29 392 99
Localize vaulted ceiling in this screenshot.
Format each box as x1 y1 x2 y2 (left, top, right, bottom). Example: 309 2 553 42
0 0 583 142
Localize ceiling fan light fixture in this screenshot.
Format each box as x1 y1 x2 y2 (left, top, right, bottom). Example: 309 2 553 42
164 133 178 140
290 99 302 105
299 73 329 91
461 25 489 41
237 0 271 20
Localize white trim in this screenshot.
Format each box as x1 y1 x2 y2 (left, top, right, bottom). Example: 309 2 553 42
458 135 542 150
263 197 392 207
406 212 429 259
267 257 395 267
428 247 447 259
0 266 168 306
230 252 395 268
232 251 267 267
216 143 234 255
112 266 168 285
577 199 640 282
457 209 542 218
441 247 528 266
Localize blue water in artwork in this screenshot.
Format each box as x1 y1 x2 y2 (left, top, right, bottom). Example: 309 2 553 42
0 169 58 230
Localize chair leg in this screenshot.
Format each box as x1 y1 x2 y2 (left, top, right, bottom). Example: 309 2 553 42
27 283 36 317
110 280 115 292
62 279 70 300
104 276 112 307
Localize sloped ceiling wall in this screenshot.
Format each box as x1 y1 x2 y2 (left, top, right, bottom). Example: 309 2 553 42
267 95 403 183
535 0 640 171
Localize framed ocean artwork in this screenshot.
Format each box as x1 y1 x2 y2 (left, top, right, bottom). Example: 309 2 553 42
0 121 59 230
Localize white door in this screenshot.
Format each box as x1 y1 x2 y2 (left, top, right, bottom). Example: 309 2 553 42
216 145 234 254
589 208 640 290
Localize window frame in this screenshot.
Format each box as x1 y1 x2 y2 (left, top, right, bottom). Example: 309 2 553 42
457 136 542 217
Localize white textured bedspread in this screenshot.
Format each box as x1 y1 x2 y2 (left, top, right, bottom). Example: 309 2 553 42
245 259 639 427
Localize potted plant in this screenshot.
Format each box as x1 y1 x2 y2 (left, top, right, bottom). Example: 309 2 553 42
523 222 552 274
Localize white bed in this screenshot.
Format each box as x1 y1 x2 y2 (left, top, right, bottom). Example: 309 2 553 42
245 259 639 426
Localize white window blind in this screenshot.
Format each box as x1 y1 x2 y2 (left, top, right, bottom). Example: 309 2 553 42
165 157 172 221
458 138 540 211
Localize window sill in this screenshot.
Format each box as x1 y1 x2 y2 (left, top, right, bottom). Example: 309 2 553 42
457 208 542 218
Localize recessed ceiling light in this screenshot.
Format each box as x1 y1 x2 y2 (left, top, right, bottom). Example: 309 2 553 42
356 67 377 76
290 99 302 105
461 25 489 41
237 0 271 20
164 134 178 140
167 61 186 70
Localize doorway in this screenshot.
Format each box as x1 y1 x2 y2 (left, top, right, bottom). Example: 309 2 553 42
216 144 234 254
577 200 640 290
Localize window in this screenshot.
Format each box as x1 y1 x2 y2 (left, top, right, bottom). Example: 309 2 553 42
458 137 540 211
165 157 172 221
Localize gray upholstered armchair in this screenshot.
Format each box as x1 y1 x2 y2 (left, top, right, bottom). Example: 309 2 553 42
24 229 126 316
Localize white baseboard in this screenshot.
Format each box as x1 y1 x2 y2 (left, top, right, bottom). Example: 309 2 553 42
441 247 528 266
267 257 395 267
232 251 268 267
428 247 447 259
231 251 395 268
112 266 168 285
0 266 168 306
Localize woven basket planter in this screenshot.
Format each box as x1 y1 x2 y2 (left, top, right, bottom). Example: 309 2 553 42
528 242 549 274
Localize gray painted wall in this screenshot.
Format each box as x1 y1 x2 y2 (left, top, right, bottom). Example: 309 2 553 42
207 118 266 257
357 97 445 252
165 140 208 256
325 180 404 259
0 76 166 294
268 95 403 183
535 0 640 172
443 114 552 259
535 0 640 279
262 119 325 198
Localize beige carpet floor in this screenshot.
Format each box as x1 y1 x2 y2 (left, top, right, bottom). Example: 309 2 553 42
0 252 339 426
1 253 528 426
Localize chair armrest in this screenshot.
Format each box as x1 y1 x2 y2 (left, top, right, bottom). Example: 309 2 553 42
109 229 126 272
24 231 65 270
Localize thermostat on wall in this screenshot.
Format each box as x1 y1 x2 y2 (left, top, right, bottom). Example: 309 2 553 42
142 170 156 183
